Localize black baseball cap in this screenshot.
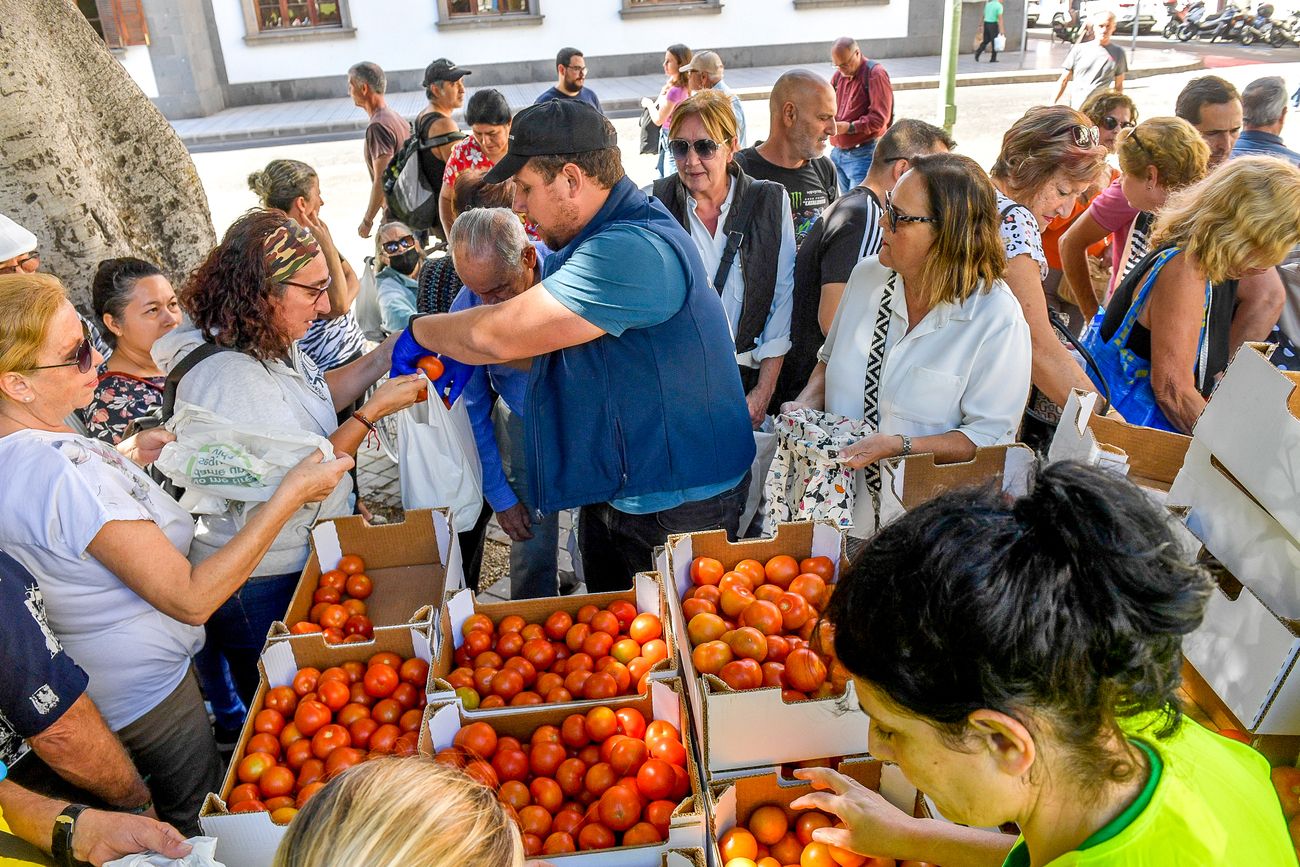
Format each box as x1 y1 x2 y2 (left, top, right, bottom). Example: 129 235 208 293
483 99 618 184
422 58 471 86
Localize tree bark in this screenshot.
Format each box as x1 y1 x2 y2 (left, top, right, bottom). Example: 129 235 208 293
0 0 214 308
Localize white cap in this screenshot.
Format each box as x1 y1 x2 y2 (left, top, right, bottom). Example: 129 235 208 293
0 213 37 262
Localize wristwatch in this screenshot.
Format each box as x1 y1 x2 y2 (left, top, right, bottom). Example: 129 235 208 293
51 804 90 867
847 121 858 135
898 434 913 456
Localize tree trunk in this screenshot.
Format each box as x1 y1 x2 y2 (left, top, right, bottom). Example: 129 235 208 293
0 0 214 309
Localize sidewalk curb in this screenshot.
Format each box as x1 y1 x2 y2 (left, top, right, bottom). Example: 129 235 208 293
178 58 1203 151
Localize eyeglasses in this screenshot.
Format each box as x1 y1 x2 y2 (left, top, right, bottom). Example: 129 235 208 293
381 235 417 255
282 274 333 302
0 251 39 275
883 190 939 233
565 65 588 77
1064 124 1101 148
1100 115 1136 132
27 321 94 374
667 138 726 161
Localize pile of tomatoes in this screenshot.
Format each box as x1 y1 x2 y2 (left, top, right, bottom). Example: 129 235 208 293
436 705 691 855
225 652 430 823
719 803 902 867
289 554 376 644
1271 762 1300 854
443 603 667 710
683 554 847 701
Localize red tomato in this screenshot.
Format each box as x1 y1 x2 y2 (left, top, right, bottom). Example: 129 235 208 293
497 631 524 658
590 611 620 637
628 613 662 643
598 784 642 831
230 799 267 813
236 752 275 784
789 573 829 609
720 658 764 691
764 554 801 588
318 604 349 631
733 559 766 585
635 757 678 800
542 832 576 855
337 554 366 575
312 586 341 605
344 572 373 599
741 600 784 636
529 742 567 778
454 721 499 760
342 598 367 617
397 657 428 686
279 722 305 750
585 762 618 798
796 810 834 846
585 706 619 742
553 807 585 835
691 556 725 586
575 604 599 624
228 783 261 805
316 679 349 712
608 600 638 632
253 708 285 736
582 671 619 700
519 805 553 839
498 614 526 634
368 723 401 754
800 556 835 581
610 737 648 776
654 737 688 768
343 615 374 639
531 777 564 813
310 724 351 760
264 686 298 716
577 822 616 851
645 799 676 835
492 749 531 783
681 597 717 621
555 758 588 797
521 638 558 671
363 663 399 698
284 738 313 771
727 626 769 662
348 718 379 750
293 700 331 737
623 821 662 846
692 640 733 675
258 765 295 799
491 668 525 701
464 759 498 788
784 648 829 692
246 733 282 760
644 720 679 750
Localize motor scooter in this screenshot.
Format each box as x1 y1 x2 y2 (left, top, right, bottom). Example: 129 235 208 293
1162 0 1203 39
1177 2 1240 41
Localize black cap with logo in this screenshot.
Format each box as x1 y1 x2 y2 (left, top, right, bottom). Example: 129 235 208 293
422 58 471 86
483 99 618 184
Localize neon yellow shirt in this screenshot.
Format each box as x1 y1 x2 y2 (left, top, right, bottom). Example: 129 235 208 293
0 807 51 866
1002 716 1293 866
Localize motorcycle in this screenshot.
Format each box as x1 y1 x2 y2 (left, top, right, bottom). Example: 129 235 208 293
1238 4 1279 46
1177 2 1240 41
1052 10 1084 44
1163 0 1203 39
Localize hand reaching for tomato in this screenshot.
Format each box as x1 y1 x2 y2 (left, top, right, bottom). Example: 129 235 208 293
790 766 925 863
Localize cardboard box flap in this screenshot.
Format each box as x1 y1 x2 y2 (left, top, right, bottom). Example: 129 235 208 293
1049 389 1190 490
1183 344 1300 535
310 508 451 571
261 622 434 687
878 444 1034 526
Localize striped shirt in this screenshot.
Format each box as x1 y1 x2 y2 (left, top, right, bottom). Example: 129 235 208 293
299 311 367 371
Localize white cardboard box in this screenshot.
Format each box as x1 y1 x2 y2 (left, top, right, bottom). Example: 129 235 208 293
878 444 1035 526
660 522 871 776
1049 389 1190 496
422 679 707 866
200 624 435 867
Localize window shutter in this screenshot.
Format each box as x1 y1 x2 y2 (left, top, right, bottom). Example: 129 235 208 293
95 0 150 48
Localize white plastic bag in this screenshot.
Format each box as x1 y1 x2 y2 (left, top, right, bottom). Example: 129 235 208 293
104 836 225 866
739 422 778 537
354 256 386 341
386 395 483 531
994 34 1007 51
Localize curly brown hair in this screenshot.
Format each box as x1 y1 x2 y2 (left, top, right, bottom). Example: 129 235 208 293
181 209 313 361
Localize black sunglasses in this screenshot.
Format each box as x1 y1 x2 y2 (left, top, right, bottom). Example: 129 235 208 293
1125 127 1155 162
381 235 417 255
883 190 939 233
28 321 94 374
1100 115 1136 132
668 138 727 161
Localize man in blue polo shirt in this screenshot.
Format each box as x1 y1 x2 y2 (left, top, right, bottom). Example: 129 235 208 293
392 99 754 590
1231 76 1300 167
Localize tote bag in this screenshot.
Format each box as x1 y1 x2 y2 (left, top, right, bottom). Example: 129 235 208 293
763 408 872 533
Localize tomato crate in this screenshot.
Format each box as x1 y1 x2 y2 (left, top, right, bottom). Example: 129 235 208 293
705 758 925 867
420 678 707 865
428 571 677 716
200 623 435 867
268 508 462 643
658 521 871 776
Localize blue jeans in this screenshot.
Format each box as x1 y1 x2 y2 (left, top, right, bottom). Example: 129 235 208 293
204 571 299 704
193 642 246 732
830 139 877 192
494 401 561 599
656 126 677 179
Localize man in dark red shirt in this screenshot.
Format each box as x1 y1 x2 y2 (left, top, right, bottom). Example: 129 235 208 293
829 37 893 192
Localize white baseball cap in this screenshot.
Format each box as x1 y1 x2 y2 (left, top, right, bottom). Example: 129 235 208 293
0 213 38 262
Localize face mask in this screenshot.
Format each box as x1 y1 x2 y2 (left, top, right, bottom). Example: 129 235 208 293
389 250 420 274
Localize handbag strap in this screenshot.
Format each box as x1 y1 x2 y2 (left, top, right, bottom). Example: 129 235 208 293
860 270 898 515
712 182 761 295
1109 245 1213 393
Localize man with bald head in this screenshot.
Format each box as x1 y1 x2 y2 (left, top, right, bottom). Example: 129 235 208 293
734 69 840 248
829 37 893 191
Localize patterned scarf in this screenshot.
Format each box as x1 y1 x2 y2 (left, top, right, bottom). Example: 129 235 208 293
263 222 319 283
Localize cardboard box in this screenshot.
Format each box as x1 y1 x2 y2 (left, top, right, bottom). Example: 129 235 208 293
269 508 462 641
877 444 1035 526
200 623 435 867
1049 389 1190 495
660 522 872 775
706 758 922 867
422 679 707 866
429 571 676 713
1181 566 1300 736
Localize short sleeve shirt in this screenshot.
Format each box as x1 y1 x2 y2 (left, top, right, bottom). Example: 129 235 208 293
364 107 410 179
0 551 89 767
442 137 493 190
84 372 164 444
1063 41 1128 108
732 147 839 248
997 191 1049 281
0 431 203 731
984 0 1004 21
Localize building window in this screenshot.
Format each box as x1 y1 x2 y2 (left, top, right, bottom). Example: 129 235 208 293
85 0 150 48
435 0 543 29
619 0 722 18
448 0 533 15
253 0 345 31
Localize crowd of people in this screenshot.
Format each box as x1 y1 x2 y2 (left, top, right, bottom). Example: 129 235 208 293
0 26 1297 867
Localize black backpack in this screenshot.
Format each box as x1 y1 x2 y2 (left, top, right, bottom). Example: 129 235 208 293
382 114 467 230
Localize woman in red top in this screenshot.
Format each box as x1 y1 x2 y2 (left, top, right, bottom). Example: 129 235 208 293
438 89 511 239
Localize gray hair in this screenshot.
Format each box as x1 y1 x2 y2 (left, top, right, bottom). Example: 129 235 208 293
449 208 529 276
376 220 416 264
349 62 386 94
1241 76 1289 128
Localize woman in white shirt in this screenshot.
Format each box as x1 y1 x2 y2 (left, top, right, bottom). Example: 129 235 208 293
0 272 351 833
784 153 1032 538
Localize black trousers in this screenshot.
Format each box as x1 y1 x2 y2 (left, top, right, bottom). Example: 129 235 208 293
976 21 1000 59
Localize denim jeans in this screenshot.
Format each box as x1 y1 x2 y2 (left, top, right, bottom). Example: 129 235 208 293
656 126 678 179
578 475 748 593
193 641 246 733
494 402 561 599
830 138 877 192
204 571 299 704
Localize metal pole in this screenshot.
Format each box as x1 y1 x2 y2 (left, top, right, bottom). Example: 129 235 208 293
1020 0 1030 61
938 0 962 134
1131 0 1140 52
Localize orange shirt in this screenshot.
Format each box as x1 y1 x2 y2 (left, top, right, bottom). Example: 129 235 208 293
1041 168 1117 271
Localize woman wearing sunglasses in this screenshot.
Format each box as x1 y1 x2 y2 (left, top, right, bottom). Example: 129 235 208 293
789 463 1292 866
375 220 430 334
1085 157 1300 433
0 271 355 833
650 89 796 429
782 153 1031 539
0 213 40 276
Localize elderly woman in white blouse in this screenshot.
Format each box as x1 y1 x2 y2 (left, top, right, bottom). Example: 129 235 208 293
784 153 1032 537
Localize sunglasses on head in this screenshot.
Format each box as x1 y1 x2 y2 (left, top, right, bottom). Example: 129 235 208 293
1064 124 1102 148
883 189 939 233
381 235 417 255
1100 115 1136 131
27 320 94 375
667 138 726 161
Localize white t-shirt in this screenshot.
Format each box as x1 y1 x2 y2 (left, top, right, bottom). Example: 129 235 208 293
176 345 352 576
0 430 203 730
818 257 1032 535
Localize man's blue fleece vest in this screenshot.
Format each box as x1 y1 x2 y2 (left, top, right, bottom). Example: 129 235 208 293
524 176 755 514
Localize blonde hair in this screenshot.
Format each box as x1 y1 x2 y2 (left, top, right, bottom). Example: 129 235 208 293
0 273 69 378
909 153 1007 307
272 758 524 867
248 159 318 212
1152 157 1300 284
1117 117 1209 192
668 89 738 147
991 105 1109 198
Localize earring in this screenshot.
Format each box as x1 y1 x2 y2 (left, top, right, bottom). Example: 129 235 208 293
24 396 33 402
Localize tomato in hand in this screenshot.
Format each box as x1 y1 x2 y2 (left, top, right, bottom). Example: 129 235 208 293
416 355 445 382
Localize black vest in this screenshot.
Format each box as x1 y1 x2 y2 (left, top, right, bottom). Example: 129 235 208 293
651 167 785 356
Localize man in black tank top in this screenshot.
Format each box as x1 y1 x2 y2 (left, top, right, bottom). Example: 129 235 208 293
417 59 471 242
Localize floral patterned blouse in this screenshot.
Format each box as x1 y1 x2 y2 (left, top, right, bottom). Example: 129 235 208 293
84 372 164 444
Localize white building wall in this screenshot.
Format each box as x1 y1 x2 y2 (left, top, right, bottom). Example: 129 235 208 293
213 0 910 86
118 43 160 97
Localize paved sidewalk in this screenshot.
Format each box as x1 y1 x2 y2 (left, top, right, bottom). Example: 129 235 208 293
174 41 1201 150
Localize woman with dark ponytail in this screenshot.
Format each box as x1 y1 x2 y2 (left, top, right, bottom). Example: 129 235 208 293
790 462 1292 866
